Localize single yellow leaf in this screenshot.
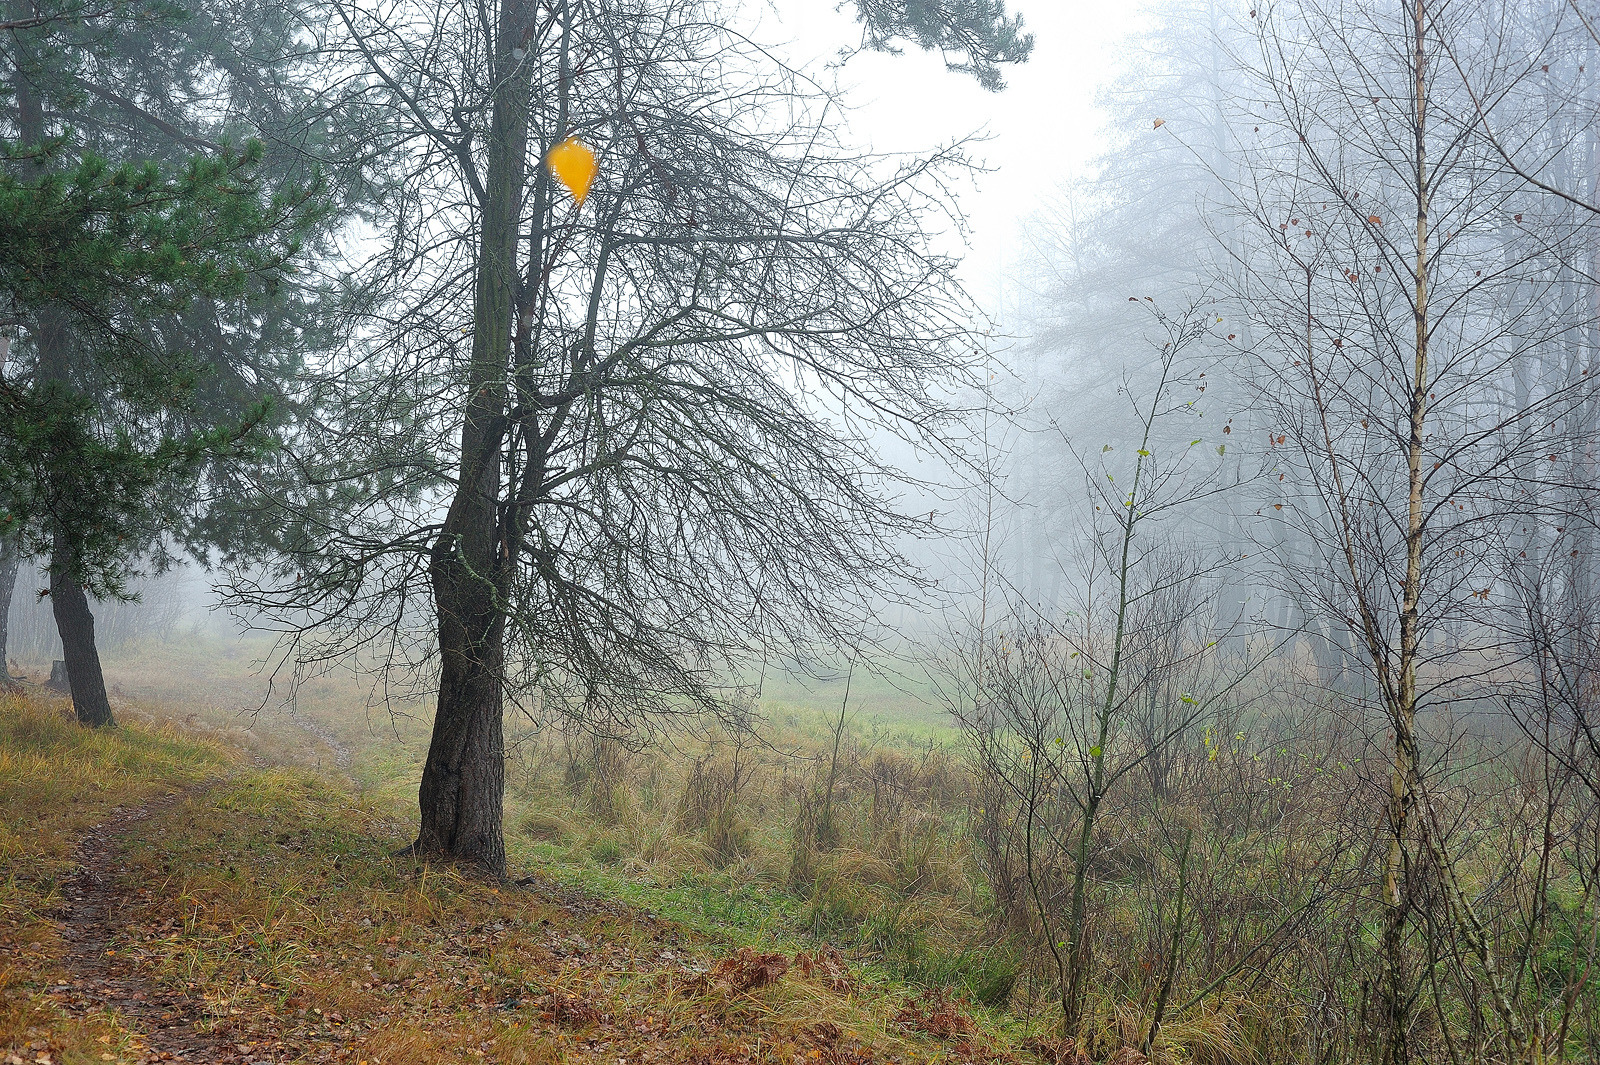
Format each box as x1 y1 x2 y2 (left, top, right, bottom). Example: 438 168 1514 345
546 137 597 205
1152 118 1165 128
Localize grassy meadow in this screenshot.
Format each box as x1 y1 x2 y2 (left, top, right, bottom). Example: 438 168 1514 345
4 631 1597 1064
0 686 1041 1065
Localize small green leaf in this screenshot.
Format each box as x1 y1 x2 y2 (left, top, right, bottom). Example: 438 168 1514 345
1089 745 1103 758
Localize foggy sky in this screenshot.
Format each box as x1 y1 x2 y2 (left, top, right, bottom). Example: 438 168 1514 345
756 0 1132 298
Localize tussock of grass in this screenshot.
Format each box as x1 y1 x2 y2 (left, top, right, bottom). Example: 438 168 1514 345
517 810 576 843
495 719 1019 1015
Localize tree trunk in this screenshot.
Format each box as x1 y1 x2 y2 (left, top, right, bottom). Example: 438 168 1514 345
1381 5 1431 1059
0 534 18 681
411 0 534 875
36 306 112 726
414 559 506 869
50 536 113 727
0 324 18 683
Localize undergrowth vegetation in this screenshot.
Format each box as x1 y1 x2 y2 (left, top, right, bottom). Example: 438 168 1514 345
5 654 1595 1065
485 665 1600 1064
0 691 1095 1065
500 712 1021 1012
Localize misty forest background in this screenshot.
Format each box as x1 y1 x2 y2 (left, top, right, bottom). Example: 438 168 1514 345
5 0 1600 1062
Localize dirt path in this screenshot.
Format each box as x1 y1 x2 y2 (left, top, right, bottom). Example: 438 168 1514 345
46 790 262 1064
285 713 352 771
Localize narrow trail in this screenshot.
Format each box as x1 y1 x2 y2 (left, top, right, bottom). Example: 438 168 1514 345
285 713 352 771
46 789 264 1065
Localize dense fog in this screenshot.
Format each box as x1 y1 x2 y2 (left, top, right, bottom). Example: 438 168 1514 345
7 0 1600 1060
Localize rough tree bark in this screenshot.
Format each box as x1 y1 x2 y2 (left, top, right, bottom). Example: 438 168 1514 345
0 534 18 681
410 0 535 874
49 533 112 726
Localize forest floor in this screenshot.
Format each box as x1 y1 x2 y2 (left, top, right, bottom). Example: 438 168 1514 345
0 690 1066 1065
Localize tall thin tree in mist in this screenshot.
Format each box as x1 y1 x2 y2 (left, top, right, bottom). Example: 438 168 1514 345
946 300 1320 1049
999 0 1268 622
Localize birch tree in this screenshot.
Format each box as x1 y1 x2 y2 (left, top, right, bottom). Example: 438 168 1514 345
1223 0 1600 1056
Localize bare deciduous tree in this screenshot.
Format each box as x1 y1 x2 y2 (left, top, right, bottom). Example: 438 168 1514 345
950 301 1277 1040
237 0 984 873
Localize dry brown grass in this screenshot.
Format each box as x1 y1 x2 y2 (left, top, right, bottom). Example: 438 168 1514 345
0 691 1029 1065
0 689 237 1057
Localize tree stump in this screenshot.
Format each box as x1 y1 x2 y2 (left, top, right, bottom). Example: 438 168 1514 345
47 659 70 694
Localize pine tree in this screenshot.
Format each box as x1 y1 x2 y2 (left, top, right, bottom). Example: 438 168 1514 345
850 0 1033 90
2 0 331 724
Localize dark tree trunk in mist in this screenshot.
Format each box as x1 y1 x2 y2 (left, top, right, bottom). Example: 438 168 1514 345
416 552 507 869
50 535 113 727
0 332 15 684
0 535 17 680
0 325 16 679
411 0 531 875
36 315 114 727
